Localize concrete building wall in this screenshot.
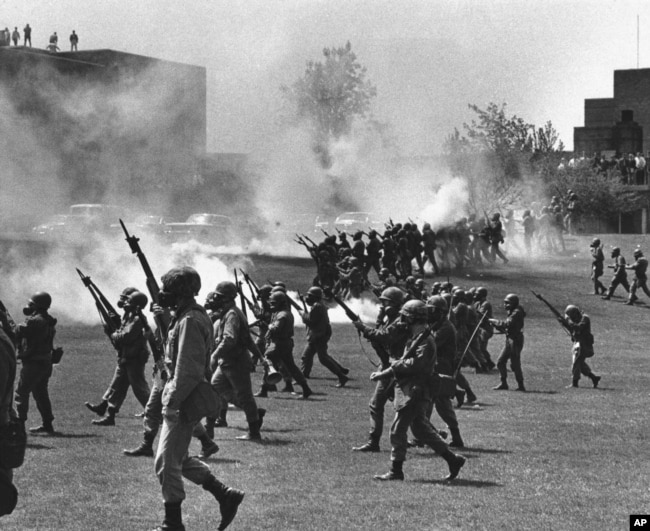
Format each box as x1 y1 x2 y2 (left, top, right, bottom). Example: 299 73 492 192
584 98 615 127
614 69 650 153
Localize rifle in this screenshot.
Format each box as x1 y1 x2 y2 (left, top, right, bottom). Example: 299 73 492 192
286 293 304 313
530 290 571 336
297 290 308 312
302 234 318 247
76 268 121 339
134 307 168 382
234 269 248 320
240 270 261 311
454 312 487 378
320 228 331 237
119 219 171 378
332 293 378 368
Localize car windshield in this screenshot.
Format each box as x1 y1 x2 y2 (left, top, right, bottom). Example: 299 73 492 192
336 212 369 223
186 214 230 225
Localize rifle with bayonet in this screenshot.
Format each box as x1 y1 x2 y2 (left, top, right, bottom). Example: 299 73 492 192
331 293 378 368
76 268 121 341
234 269 249 320
530 290 571 336
119 219 170 380
239 269 261 312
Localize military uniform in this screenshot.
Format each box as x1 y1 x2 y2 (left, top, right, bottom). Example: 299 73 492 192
603 250 630 300
626 252 650 304
0 327 18 516
492 298 526 391
564 308 600 388
14 306 57 432
590 242 606 295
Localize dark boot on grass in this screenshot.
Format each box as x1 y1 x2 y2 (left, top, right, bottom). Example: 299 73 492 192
374 459 404 481
154 501 185 531
198 433 220 459
202 475 245 531
455 390 465 408
493 382 508 390
92 406 116 426
85 399 108 417
301 384 312 399
29 421 54 434
442 451 466 481
236 409 264 441
352 436 380 452
253 385 268 398
449 427 464 448
281 381 294 393
124 431 155 457
215 408 228 428
591 375 601 388
566 380 579 388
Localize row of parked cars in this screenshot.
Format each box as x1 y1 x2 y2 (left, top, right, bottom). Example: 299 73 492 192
31 205 386 245
32 204 236 244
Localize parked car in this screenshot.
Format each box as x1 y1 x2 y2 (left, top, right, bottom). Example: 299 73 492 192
32 204 129 240
163 213 233 244
333 211 382 234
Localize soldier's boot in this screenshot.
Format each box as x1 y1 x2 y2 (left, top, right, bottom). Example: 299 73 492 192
493 382 509 390
204 417 216 439
601 288 613 300
198 434 220 459
123 431 155 457
301 383 313 399
442 451 466 481
85 399 108 417
92 406 116 426
591 375 601 388
202 475 245 531
466 390 478 404
352 435 380 452
29 421 54 434
236 409 265 441
373 459 404 481
153 501 185 531
253 385 269 398
449 427 465 448
214 408 228 428
455 390 465 408
281 381 295 393
566 380 579 388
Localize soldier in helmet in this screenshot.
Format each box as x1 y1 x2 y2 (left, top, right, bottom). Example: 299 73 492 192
562 305 600 388
85 289 151 426
152 266 244 531
490 293 526 391
13 291 58 434
371 299 466 481
590 238 606 295
265 291 312 399
521 209 536 256
208 281 266 441
364 230 382 278
352 287 409 452
473 287 495 370
488 213 509 264
602 247 630 300
299 287 349 387
625 249 650 305
421 222 440 274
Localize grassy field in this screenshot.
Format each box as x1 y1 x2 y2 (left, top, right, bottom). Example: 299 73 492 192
3 234 650 531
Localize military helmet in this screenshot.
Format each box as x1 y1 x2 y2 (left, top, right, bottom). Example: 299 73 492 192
423 222 431 230
564 304 581 321
426 295 448 311
379 287 405 307
368 229 377 238
273 281 286 288
379 267 390 277
271 285 286 293
611 247 621 257
590 238 601 248
161 266 201 297
554 205 561 213
127 291 148 310
215 281 238 300
120 286 138 298
30 291 52 311
492 212 501 220
634 248 643 258
268 291 287 308
452 288 466 300
353 231 363 240
399 299 428 321
405 275 415 285
415 278 425 288
306 286 323 300
523 209 531 217
503 293 519 307
258 284 273 296
476 286 488 299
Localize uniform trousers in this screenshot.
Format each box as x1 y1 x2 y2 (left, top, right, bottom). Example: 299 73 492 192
15 361 53 423
368 377 395 442
391 395 448 462
300 341 345 379
102 360 150 411
211 364 259 424
496 336 524 387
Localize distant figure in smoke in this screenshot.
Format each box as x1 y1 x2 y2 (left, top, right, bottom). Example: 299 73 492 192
23 24 31 47
49 31 57 45
69 30 78 51
11 27 19 46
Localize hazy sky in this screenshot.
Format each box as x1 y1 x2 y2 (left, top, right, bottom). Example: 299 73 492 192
2 0 648 154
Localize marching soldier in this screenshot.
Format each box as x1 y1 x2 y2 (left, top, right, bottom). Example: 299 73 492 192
0 316 18 516
352 287 408 452
208 281 265 441
86 290 151 426
602 247 630 300
590 238 606 295
371 299 466 481
625 249 650 305
490 293 526 392
14 292 58 434
153 267 244 531
299 287 349 387
562 305 601 389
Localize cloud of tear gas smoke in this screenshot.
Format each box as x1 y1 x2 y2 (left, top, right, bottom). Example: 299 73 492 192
0 238 251 327
248 119 472 256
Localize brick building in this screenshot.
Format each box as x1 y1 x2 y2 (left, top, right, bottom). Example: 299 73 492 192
574 68 650 233
0 46 206 215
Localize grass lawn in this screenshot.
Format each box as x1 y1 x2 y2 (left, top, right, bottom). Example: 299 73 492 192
3 233 650 531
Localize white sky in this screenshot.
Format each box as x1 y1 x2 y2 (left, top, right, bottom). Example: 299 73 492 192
1 0 647 154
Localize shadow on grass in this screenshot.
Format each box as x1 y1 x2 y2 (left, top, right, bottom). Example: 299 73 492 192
460 447 512 455
198 457 242 464
27 442 54 450
258 437 293 446
519 389 558 395
413 477 502 488
44 432 100 439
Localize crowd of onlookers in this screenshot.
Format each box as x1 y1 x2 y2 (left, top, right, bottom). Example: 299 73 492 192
558 151 648 185
0 24 78 52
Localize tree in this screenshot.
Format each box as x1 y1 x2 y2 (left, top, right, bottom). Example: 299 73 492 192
282 42 377 167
